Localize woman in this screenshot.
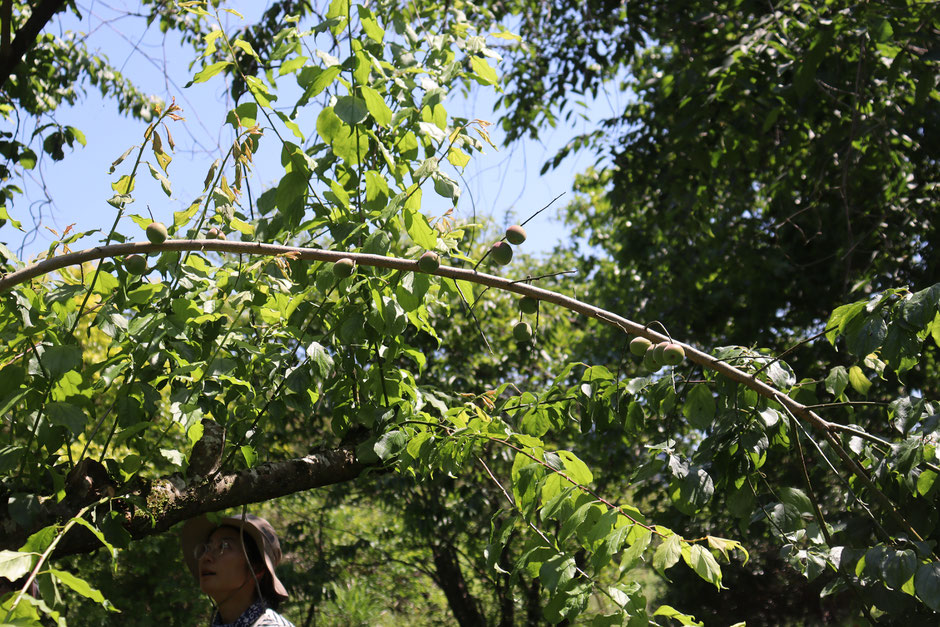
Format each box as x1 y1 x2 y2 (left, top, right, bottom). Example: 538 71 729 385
181 513 295 627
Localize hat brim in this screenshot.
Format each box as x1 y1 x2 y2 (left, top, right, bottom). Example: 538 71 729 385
180 515 288 601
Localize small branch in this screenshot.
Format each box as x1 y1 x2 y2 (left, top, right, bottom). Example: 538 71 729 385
519 192 565 228
788 414 833 545
451 278 494 355
807 401 888 410
751 326 832 378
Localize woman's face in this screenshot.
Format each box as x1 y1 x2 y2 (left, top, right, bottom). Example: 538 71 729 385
196 526 257 602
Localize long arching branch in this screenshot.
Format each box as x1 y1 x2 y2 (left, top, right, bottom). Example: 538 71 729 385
0 239 920 541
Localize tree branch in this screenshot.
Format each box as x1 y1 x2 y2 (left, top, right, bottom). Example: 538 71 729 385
0 444 367 555
0 239 920 546
0 0 69 91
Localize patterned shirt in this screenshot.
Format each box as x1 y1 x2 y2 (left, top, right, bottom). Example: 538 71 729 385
211 601 295 627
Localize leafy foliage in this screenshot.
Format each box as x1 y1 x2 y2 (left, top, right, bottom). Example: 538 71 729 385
0 1 938 626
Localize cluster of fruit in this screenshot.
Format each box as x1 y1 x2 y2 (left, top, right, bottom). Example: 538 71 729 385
629 336 685 372
489 224 526 266
513 295 538 343
123 221 168 274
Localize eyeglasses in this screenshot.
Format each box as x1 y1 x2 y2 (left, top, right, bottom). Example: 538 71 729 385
194 538 236 561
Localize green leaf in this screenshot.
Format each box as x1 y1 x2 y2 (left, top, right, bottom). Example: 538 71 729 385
915 561 940 611
917 469 937 496
0 205 23 230
110 174 135 194
432 171 461 201
540 554 576 593
41 345 82 380
232 102 258 127
653 534 682 577
778 487 813 516
883 549 917 591
682 384 715 430
396 272 430 312
276 170 309 217
469 56 498 85
335 96 369 125
825 366 849 397
306 342 334 378
357 5 385 43
361 86 392 127
848 366 871 395
48 568 108 604
232 39 260 61
447 146 470 168
374 431 407 460
404 206 437 249
71 518 116 556
826 300 866 345
558 450 593 485
173 201 200 230
707 536 749 564
147 162 172 196
653 605 704 626
307 65 341 99
0 550 34 581
45 402 86 435
241 445 257 468
845 314 886 357
672 467 714 515
872 19 894 43
685 544 722 588
0 445 24 474
187 61 232 86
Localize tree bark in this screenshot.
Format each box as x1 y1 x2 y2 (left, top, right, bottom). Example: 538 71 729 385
0 445 366 555
0 0 69 90
430 542 486 627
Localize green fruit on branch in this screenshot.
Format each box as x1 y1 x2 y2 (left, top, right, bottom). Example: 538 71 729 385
519 296 539 315
417 251 440 273
146 221 168 244
629 336 652 356
663 343 685 366
505 224 527 245
206 227 220 239
643 346 662 372
124 254 147 275
490 242 513 265
513 321 533 342
333 258 356 278
653 341 669 364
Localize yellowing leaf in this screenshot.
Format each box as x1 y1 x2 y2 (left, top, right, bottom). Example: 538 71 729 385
447 147 470 168
490 30 522 42
111 175 135 194
848 365 871 395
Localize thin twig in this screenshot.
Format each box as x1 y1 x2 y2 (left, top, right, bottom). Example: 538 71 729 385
788 414 833 545
451 278 494 355
519 192 565 228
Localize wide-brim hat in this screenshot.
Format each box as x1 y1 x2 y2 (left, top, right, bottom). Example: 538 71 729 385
180 513 289 602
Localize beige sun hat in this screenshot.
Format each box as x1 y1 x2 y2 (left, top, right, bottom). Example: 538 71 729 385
180 513 289 602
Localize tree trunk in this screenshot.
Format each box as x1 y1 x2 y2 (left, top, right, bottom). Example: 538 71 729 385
430 542 486 627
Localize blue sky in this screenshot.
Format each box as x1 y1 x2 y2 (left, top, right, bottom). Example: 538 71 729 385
4 1 626 262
